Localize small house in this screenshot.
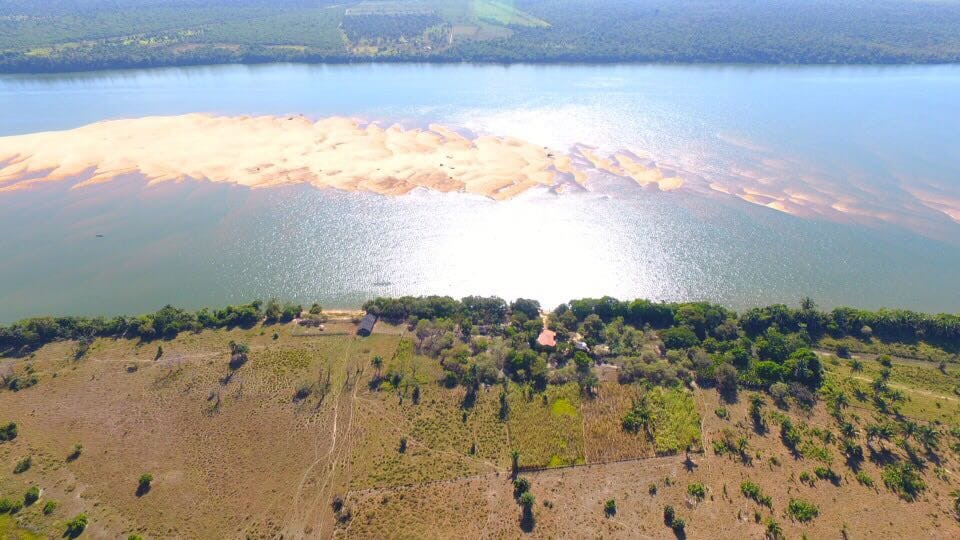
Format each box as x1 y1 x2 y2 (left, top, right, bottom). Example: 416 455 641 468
536 328 556 348
357 313 378 336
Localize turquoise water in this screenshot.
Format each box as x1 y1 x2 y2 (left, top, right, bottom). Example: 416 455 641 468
1 63 959 320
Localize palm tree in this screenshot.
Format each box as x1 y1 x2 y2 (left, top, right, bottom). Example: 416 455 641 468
916 425 940 450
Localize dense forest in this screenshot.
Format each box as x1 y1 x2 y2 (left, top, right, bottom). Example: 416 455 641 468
1 0 960 72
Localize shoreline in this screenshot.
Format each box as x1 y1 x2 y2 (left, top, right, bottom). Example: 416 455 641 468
4 58 960 77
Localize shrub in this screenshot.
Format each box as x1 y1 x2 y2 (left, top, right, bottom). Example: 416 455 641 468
814 466 841 484
137 473 153 496
398 437 407 454
139 473 153 488
43 499 57 515
687 483 706 500
68 443 83 461
519 491 535 510
24 486 40 505
0 421 17 441
882 463 926 501
787 499 819 522
672 517 686 532
740 481 772 507
769 382 790 407
65 514 88 538
0 497 14 513
663 505 676 525
856 471 874 487
715 407 729 419
766 517 784 539
780 420 801 451
648 483 657 495
604 499 617 516
513 476 531 498
13 456 31 474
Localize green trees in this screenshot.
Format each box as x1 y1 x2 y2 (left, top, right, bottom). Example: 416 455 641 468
660 326 700 350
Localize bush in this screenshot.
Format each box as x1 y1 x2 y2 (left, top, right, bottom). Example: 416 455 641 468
740 480 772 507
13 456 31 474
604 499 617 516
65 514 88 537
882 463 926 501
24 486 40 505
663 504 675 525
68 443 83 461
137 473 153 496
769 382 790 407
856 471 874 487
43 499 57 515
672 517 686 532
687 483 706 500
0 421 16 441
787 498 819 522
513 476 531 498
0 497 14 513
814 466 841 484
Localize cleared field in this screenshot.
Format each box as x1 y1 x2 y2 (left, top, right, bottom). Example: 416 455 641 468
472 0 550 27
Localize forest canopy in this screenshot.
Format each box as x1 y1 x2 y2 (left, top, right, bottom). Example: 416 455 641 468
2 0 960 72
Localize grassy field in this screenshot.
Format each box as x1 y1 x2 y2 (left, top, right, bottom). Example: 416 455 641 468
2 322 960 537
508 382 585 468
822 352 960 425
645 386 703 455
472 0 549 27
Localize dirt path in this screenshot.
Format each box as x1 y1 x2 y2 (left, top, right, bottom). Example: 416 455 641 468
283 339 359 538
846 373 959 402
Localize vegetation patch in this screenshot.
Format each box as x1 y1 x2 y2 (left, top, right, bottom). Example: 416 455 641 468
644 387 702 455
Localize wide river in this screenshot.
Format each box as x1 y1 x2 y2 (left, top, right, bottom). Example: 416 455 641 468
1 63 959 321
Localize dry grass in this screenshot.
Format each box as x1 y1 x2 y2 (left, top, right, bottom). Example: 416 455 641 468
2 325 959 538
507 383 585 469
582 382 652 463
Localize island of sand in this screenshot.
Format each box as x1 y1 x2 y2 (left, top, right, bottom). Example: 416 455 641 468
0 113 683 200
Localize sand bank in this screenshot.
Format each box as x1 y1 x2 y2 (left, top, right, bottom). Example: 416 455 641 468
0 114 682 200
